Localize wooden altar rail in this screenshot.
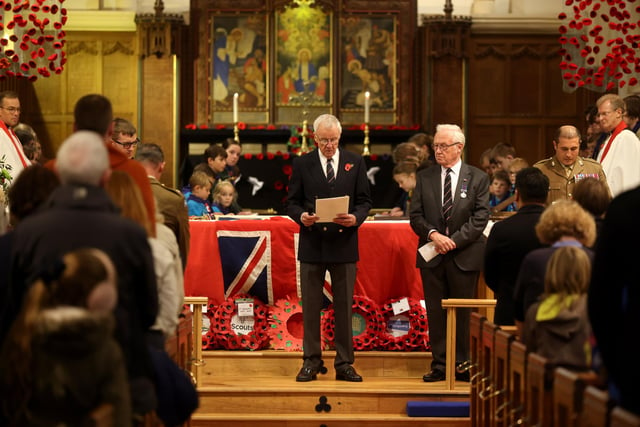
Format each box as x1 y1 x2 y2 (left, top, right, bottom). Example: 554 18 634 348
184 296 209 386
441 298 497 391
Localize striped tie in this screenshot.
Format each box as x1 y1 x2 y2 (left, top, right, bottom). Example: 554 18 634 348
442 168 453 227
326 158 335 185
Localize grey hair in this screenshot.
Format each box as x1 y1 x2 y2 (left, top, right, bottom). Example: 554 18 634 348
313 114 342 134
435 124 465 146
57 131 109 186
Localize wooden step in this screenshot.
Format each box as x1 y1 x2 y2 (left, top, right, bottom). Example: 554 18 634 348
200 350 434 381
191 413 470 427
191 350 470 427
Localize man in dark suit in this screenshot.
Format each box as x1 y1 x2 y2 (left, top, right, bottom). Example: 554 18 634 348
484 167 549 325
589 186 640 415
410 124 490 382
287 114 372 383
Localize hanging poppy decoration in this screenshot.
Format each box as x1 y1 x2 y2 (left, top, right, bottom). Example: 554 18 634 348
0 0 67 80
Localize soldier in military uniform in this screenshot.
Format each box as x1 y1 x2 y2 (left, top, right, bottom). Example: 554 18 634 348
136 143 190 269
534 125 610 205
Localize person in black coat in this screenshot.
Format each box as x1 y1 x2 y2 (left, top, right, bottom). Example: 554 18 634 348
287 114 371 383
484 168 549 325
589 186 640 415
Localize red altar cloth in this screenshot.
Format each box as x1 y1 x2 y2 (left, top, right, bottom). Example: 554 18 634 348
184 217 423 306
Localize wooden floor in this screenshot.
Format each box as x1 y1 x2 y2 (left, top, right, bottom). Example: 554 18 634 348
191 350 471 427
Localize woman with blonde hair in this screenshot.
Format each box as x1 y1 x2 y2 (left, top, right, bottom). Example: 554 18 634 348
522 246 593 371
513 200 596 333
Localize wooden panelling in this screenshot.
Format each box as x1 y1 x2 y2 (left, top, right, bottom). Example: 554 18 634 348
466 34 599 170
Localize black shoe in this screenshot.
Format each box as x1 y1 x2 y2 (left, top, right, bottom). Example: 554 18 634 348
335 366 363 382
423 369 446 382
296 361 326 382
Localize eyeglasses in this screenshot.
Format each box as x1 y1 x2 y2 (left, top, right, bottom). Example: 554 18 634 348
112 138 140 149
432 142 460 152
316 137 340 145
597 110 616 118
0 106 20 113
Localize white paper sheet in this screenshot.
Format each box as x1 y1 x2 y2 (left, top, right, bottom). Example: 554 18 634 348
418 241 439 263
315 195 350 223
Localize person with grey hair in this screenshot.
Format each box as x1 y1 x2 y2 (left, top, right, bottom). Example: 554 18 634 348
136 142 190 268
595 93 640 197
56 130 110 186
534 125 609 204
287 113 371 383
410 123 490 382
7 129 159 420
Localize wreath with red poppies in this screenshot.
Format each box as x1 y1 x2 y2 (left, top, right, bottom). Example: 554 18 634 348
378 297 429 351
210 293 269 350
268 296 334 351
321 295 383 351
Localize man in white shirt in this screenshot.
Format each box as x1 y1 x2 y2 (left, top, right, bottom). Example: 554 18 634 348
0 91 30 185
596 93 640 197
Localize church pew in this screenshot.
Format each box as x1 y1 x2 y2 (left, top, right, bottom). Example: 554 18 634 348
611 406 640 427
553 367 586 427
478 320 499 427
526 352 553 427
469 312 486 427
578 385 613 427
508 341 528 427
492 329 515 427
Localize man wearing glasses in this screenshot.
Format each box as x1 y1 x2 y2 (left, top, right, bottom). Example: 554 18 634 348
0 91 31 183
287 114 371 383
595 93 640 197
410 124 490 383
112 117 140 159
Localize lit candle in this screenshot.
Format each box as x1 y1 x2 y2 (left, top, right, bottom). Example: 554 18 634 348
233 92 239 123
364 91 370 123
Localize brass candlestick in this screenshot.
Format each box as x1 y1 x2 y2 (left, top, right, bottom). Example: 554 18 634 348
299 119 309 155
233 123 239 143
362 123 371 156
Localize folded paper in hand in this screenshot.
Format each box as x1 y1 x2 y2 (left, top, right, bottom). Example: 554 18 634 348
315 195 350 223
418 242 439 263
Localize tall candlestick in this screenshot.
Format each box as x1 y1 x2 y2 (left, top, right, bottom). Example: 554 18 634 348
364 91 370 123
233 92 239 123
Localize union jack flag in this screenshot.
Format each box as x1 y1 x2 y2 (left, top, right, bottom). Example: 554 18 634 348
218 229 333 306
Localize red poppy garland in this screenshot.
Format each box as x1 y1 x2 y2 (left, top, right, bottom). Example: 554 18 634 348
210 293 270 350
558 0 640 90
322 295 383 351
0 0 67 80
378 297 429 351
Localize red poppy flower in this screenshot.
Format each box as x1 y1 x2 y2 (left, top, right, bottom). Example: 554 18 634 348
266 124 276 130
243 153 252 160
274 181 284 190
282 164 292 175
237 122 246 130
256 153 264 160
266 152 274 160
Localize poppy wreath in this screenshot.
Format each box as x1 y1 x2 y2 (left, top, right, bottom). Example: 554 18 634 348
378 297 429 351
268 296 333 351
202 301 218 350
211 293 269 350
322 295 383 351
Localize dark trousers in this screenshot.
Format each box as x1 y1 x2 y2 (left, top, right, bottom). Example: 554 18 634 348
420 258 478 372
300 262 356 370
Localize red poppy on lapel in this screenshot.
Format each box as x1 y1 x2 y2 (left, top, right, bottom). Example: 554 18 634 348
344 163 354 172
